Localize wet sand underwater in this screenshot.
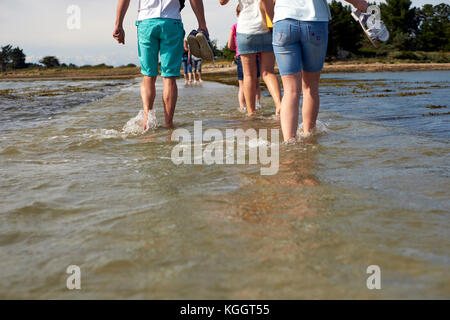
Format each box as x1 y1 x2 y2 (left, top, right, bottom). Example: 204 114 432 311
0 71 449 299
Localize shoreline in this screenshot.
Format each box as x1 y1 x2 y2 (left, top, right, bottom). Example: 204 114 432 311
0 62 449 82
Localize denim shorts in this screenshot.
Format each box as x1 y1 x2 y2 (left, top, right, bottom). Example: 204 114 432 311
236 55 260 81
273 20 328 74
192 59 202 73
182 60 192 74
236 32 273 55
137 18 185 77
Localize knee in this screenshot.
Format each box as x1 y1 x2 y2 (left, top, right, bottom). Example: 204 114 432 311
284 87 301 99
261 69 274 79
302 80 319 95
243 74 257 84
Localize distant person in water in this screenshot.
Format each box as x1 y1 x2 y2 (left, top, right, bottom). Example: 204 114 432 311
272 0 368 141
191 55 203 84
113 0 209 130
182 40 193 85
220 0 281 116
228 5 261 113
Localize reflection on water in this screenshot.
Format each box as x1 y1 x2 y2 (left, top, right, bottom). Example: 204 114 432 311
0 71 449 299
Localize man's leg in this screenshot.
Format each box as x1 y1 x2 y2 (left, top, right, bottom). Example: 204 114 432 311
162 77 178 128
159 18 184 126
301 71 321 134
141 76 157 130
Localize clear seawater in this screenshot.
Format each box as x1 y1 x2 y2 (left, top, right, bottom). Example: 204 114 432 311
0 71 448 299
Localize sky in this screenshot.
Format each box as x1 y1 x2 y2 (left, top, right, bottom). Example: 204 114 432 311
0 0 444 66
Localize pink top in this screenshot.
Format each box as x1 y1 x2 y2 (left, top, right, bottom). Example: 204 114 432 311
231 23 239 56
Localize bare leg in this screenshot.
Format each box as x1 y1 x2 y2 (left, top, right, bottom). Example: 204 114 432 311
197 72 203 83
238 79 246 111
162 77 178 128
302 71 321 134
188 72 192 83
256 78 261 106
193 70 197 83
240 54 258 115
141 76 157 130
260 51 282 115
280 72 302 141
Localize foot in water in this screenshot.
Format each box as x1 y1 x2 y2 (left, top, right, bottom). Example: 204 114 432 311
296 120 328 139
143 109 157 132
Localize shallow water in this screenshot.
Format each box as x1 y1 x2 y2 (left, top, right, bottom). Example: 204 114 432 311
0 71 449 299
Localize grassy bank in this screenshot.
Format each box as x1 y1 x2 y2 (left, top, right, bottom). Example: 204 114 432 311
0 59 449 82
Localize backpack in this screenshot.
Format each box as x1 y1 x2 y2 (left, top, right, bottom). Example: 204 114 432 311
179 0 185 11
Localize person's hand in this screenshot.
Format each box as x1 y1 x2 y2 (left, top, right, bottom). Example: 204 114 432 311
198 25 209 37
352 0 368 12
113 25 125 44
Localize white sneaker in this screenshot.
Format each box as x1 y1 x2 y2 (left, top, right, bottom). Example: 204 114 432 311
351 9 389 47
255 100 262 110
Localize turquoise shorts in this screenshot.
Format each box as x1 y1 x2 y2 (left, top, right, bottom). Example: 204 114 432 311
136 18 185 77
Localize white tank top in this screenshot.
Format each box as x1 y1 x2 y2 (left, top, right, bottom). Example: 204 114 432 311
236 0 270 34
273 0 332 23
137 0 181 21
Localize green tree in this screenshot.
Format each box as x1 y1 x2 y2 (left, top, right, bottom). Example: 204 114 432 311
328 0 363 58
40 56 60 68
222 45 235 61
210 39 222 58
380 0 419 48
0 45 12 72
9 47 26 69
416 3 450 51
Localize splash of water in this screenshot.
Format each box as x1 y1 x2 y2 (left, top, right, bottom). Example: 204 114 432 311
122 110 158 135
297 120 328 139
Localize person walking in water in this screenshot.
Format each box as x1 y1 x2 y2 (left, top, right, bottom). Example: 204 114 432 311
182 40 193 85
228 5 262 113
220 0 281 116
113 0 209 130
272 0 369 141
191 55 203 84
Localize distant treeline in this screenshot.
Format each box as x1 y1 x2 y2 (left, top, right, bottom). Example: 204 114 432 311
1 0 448 71
0 47 137 72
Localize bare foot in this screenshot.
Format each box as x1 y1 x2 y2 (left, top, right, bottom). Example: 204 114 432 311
142 111 149 131
164 122 175 129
